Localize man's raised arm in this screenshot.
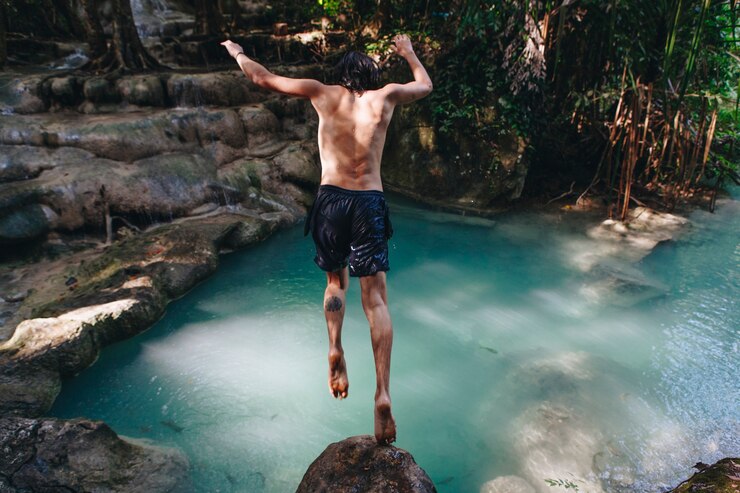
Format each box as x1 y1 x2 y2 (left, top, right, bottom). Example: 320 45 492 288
221 40 324 99
385 34 433 105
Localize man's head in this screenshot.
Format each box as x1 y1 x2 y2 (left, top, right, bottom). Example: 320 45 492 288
334 51 381 94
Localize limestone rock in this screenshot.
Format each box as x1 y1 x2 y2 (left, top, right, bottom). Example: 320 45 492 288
117 75 166 107
239 105 281 147
0 145 94 183
296 435 437 493
0 108 246 162
0 417 190 492
83 76 121 104
0 76 47 114
167 72 261 107
273 143 319 186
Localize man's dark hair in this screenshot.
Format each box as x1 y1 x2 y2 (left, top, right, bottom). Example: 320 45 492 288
334 51 381 94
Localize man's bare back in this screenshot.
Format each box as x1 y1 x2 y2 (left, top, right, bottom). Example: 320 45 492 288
222 34 431 445
222 34 432 190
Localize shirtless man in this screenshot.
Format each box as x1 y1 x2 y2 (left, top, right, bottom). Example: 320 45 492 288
221 35 432 444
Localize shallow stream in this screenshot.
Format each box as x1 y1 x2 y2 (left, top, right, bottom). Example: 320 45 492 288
51 192 739 493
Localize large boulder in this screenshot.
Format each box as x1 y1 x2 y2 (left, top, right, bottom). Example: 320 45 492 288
296 435 437 493
382 103 528 212
0 417 190 492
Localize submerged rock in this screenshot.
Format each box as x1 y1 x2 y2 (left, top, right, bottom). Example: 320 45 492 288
296 435 437 493
480 475 536 493
0 416 190 492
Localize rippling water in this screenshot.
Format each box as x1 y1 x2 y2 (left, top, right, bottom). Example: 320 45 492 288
50 190 739 493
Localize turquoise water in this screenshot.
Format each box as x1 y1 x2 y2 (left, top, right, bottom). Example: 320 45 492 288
51 192 739 493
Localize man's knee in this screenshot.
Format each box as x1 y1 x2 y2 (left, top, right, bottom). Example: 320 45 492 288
360 272 387 310
326 268 349 291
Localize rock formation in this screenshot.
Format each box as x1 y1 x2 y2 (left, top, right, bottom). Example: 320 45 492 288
668 458 739 493
296 435 437 493
0 416 190 492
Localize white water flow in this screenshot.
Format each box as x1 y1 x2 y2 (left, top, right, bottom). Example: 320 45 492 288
51 191 739 493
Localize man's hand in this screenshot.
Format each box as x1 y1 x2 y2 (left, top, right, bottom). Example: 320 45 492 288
392 34 414 58
221 39 245 59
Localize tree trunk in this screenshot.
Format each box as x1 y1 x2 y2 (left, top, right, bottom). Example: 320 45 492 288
80 0 107 59
0 4 6 69
195 0 225 36
83 0 164 73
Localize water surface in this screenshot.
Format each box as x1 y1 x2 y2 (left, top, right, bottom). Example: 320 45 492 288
51 192 739 492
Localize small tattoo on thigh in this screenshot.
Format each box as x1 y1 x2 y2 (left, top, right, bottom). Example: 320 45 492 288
325 296 343 312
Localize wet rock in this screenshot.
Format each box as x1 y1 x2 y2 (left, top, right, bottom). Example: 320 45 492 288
167 72 262 107
125 152 219 214
239 105 281 147
0 108 246 162
187 202 220 216
0 416 190 492
83 76 121 104
297 435 437 493
0 203 49 245
47 76 82 107
217 159 257 196
1 291 27 303
0 76 47 114
480 475 536 493
668 458 739 493
272 143 319 186
117 75 166 107
0 365 61 418
0 145 94 183
223 215 276 249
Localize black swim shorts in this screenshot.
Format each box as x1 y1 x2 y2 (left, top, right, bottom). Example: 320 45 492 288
304 185 393 277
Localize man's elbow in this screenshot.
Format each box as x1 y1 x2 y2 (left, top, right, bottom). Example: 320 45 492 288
251 74 269 89
422 80 433 96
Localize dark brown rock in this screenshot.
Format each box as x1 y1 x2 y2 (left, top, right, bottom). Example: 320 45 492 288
296 435 437 493
668 458 739 493
0 417 190 492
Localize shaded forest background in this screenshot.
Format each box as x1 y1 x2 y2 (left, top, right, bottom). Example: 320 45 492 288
0 0 738 218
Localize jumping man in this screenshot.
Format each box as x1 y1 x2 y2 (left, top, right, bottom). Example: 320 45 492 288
221 35 433 445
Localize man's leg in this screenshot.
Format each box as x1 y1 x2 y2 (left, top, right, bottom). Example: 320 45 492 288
325 267 349 399
360 271 396 444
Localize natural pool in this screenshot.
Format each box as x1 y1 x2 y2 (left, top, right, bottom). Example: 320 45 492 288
51 191 739 493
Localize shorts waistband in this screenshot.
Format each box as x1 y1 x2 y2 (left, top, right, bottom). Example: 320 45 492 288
318 184 384 197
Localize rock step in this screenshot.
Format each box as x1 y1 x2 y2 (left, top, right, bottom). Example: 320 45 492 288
0 101 320 244
0 64 323 114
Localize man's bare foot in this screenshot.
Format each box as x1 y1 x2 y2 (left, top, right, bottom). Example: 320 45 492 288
328 350 349 399
374 393 396 445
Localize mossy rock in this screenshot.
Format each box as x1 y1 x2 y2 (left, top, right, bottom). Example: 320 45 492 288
0 204 49 245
